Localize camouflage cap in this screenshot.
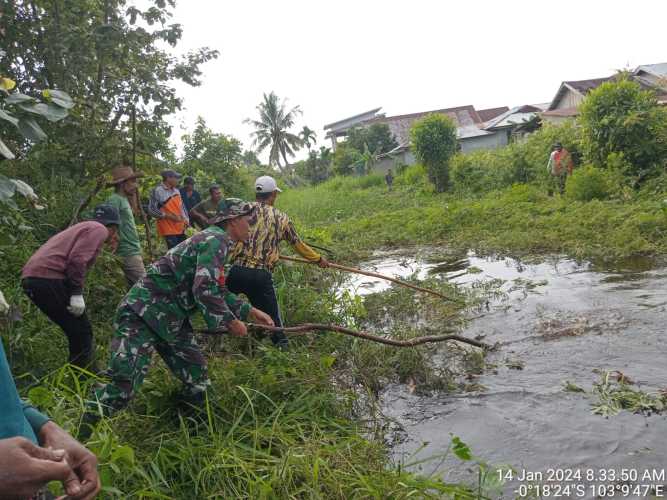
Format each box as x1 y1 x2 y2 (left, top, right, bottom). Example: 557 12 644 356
210 198 255 224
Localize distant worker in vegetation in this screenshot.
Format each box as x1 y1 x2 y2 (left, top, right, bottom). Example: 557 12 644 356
82 200 274 430
179 176 202 218
149 169 189 249
21 205 120 371
385 168 394 192
190 184 226 228
547 142 574 195
105 164 146 286
227 175 329 348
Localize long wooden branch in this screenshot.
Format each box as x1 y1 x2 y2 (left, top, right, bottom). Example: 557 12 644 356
200 323 489 349
68 176 105 227
279 255 463 303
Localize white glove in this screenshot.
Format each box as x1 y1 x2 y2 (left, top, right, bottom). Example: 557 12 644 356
0 290 9 315
67 295 86 317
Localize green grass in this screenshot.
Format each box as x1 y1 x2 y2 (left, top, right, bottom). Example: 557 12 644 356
280 173 667 262
5 245 493 498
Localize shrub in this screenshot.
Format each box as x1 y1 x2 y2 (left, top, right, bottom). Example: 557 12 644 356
332 143 362 176
396 164 428 186
565 165 612 201
346 124 398 156
410 114 458 192
579 75 667 183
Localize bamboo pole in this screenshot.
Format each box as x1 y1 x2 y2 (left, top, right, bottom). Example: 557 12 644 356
279 255 462 302
201 323 490 349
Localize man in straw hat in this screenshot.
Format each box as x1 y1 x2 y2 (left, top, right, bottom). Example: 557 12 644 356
105 164 146 286
81 199 274 433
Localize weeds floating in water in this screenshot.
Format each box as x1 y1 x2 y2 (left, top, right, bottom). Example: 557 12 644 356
563 381 586 393
592 371 667 417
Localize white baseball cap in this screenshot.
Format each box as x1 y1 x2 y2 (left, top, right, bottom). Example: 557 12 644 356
255 175 282 194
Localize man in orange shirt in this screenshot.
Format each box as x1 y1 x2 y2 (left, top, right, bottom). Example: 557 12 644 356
148 170 190 249
547 142 574 195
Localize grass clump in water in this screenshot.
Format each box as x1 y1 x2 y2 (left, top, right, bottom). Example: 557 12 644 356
592 371 667 417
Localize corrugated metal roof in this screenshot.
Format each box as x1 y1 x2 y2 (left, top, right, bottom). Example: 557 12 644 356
362 105 489 146
484 105 544 130
635 63 667 78
323 107 383 131
478 106 509 122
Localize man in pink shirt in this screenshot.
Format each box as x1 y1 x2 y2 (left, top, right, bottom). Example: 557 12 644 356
21 205 120 371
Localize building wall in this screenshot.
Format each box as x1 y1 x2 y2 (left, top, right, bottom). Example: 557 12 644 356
460 131 508 152
373 151 416 173
554 88 583 109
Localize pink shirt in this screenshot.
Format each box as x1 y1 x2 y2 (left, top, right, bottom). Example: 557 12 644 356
21 221 108 294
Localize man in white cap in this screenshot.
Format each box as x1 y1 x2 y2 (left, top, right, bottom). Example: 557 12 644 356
227 175 328 348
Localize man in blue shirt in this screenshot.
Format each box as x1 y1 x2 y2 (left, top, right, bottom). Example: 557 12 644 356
0 292 100 498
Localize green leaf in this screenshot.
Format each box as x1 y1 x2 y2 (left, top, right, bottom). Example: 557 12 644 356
0 175 16 201
0 108 19 126
17 117 47 142
4 93 35 105
18 102 68 122
47 89 74 109
320 355 336 369
0 137 15 160
28 386 54 408
110 445 135 467
0 78 16 91
451 436 472 461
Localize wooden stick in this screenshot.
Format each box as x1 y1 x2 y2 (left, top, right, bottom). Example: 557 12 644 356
279 255 462 302
200 323 490 349
69 176 105 227
132 105 155 260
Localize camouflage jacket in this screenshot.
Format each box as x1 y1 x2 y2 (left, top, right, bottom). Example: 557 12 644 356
123 226 250 339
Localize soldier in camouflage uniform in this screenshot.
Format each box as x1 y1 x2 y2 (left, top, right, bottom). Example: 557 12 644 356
84 199 274 425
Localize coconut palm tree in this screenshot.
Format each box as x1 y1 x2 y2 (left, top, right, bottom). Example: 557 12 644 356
299 126 317 151
245 92 303 173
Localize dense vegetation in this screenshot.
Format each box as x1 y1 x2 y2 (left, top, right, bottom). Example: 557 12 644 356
2 2 667 498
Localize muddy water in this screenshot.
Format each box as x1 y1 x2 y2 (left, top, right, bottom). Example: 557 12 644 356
349 250 667 498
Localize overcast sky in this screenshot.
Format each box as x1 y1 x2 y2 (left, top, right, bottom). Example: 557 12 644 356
169 0 667 161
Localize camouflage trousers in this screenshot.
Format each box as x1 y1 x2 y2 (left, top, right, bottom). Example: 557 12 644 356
92 304 210 415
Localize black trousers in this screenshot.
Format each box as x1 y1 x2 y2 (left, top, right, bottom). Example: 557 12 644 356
226 265 287 346
165 234 187 249
22 277 95 370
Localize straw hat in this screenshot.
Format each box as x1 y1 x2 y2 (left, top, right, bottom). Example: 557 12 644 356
107 165 145 187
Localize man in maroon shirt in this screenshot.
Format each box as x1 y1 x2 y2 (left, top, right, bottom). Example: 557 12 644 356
21 205 120 371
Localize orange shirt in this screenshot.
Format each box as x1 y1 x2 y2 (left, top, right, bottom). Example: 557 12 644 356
157 194 186 236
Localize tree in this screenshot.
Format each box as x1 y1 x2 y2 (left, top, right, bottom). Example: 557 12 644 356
180 118 247 197
299 126 317 151
346 124 397 157
410 114 458 192
332 143 362 176
1 0 218 178
579 75 667 183
295 147 331 184
242 150 261 167
245 92 303 174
